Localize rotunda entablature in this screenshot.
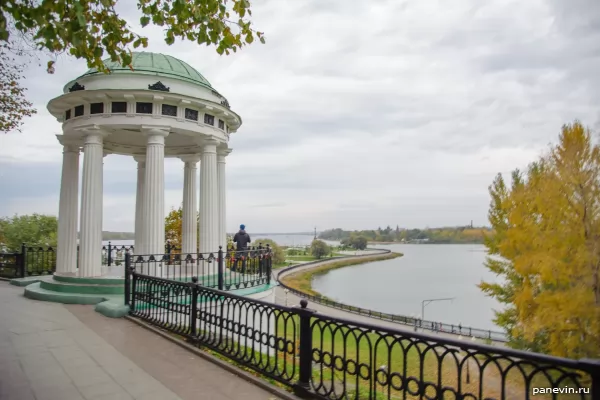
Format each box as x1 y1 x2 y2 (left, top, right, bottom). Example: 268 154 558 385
56 121 231 158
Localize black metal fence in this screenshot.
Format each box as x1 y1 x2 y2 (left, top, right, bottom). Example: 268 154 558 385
128 245 272 290
0 244 56 278
277 251 508 343
0 242 273 286
101 241 183 267
127 269 600 400
280 281 506 343
102 242 135 267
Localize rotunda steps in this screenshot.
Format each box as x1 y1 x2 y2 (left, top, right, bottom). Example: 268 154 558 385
21 274 125 305
24 282 120 305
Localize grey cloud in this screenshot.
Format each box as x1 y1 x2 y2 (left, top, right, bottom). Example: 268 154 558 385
546 0 600 38
3 0 599 232
0 162 60 201
249 203 287 208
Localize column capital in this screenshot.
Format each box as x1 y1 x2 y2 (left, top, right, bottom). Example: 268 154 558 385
63 144 80 154
217 148 232 162
202 139 219 154
133 155 146 163
142 127 170 145
76 124 110 138
141 126 170 137
180 155 201 164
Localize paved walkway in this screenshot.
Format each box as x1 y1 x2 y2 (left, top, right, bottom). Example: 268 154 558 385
0 284 279 400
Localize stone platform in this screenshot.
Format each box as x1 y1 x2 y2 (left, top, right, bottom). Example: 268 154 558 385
10 274 128 318
16 275 123 303
0 283 282 400
10 273 277 319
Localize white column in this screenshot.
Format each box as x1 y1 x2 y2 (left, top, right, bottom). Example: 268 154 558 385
133 156 146 254
142 128 169 255
78 131 106 277
56 144 80 275
217 149 232 250
199 140 219 254
181 155 200 255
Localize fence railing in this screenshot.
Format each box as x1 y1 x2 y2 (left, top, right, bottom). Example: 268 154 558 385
127 245 272 291
0 242 273 289
277 250 508 343
126 269 600 400
0 244 56 278
102 242 135 267
101 241 184 267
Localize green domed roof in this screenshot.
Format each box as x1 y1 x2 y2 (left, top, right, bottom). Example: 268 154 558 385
79 52 212 88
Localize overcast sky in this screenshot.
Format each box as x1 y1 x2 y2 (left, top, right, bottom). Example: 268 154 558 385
0 0 598 233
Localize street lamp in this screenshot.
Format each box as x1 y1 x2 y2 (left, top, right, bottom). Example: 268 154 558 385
421 297 454 321
458 335 475 384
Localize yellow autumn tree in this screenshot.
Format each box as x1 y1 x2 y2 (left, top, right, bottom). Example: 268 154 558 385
164 206 183 252
480 121 600 358
164 206 201 253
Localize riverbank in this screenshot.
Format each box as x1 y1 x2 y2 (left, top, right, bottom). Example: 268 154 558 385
275 249 507 342
279 251 403 297
368 241 484 244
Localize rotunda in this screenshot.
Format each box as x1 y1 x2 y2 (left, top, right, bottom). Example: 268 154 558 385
47 52 241 278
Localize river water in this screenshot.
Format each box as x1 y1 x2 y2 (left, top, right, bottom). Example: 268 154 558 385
104 237 501 330
312 243 503 331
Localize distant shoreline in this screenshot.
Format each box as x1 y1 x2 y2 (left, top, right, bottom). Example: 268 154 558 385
368 241 484 245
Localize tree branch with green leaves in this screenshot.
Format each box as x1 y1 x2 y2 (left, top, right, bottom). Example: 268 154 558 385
1 0 265 73
0 49 35 133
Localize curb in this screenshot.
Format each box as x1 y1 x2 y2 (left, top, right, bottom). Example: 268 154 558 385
124 315 302 400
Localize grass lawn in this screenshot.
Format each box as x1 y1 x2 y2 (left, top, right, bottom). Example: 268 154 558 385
286 253 345 262
281 252 402 297
135 298 590 400
274 313 491 399
274 314 589 400
272 262 289 270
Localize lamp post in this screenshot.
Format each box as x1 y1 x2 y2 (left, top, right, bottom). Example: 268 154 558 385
284 288 289 306
457 335 475 385
421 297 454 321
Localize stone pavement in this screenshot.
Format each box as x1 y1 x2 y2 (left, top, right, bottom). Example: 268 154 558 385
0 283 280 400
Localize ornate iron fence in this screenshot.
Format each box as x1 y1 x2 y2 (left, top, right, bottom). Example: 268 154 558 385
0 252 21 278
128 245 272 290
277 251 508 343
126 268 600 400
0 244 56 278
100 241 181 267
101 242 135 267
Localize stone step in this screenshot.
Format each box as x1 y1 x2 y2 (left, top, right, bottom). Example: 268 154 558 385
40 279 124 294
24 282 122 305
53 274 124 285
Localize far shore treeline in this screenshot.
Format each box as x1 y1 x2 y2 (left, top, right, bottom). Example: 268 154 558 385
318 226 491 244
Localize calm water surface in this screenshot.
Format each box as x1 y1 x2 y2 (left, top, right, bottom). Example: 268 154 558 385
312 244 503 331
